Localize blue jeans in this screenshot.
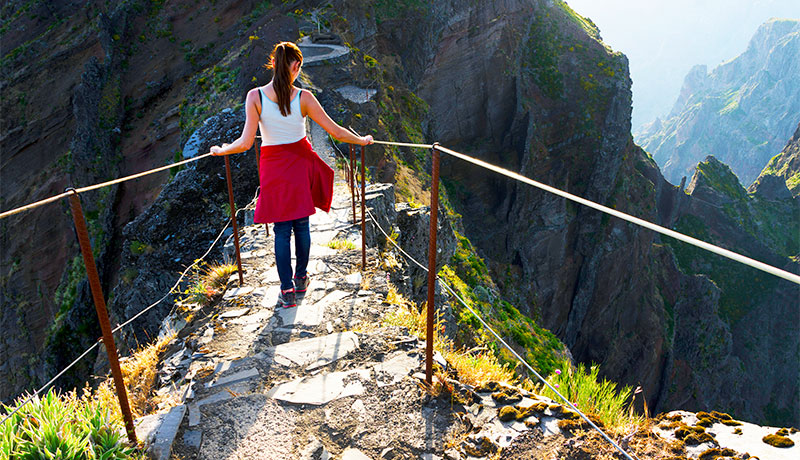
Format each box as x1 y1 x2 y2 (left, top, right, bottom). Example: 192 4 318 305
273 217 310 291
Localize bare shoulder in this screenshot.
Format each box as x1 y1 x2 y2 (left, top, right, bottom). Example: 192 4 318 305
246 87 263 100
299 88 320 105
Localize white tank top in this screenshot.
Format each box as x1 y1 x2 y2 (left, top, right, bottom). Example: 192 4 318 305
258 88 306 145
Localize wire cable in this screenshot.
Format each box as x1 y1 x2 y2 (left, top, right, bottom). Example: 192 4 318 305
1 341 101 426
360 203 638 460
2 207 241 425
0 153 213 220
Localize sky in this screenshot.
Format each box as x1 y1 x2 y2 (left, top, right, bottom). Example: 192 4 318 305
563 0 800 133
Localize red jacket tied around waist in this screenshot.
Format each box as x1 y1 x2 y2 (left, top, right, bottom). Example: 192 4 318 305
254 137 334 224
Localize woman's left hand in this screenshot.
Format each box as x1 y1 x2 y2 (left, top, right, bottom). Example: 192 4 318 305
360 135 374 146
210 145 225 156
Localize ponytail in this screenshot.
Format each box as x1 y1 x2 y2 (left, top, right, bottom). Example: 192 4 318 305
265 42 303 116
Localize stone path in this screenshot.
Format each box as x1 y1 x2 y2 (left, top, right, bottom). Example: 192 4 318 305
131 115 451 459
298 36 350 67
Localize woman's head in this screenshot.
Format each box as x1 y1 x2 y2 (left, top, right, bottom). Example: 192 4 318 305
266 41 303 116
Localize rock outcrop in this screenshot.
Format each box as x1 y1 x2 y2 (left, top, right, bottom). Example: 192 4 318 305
637 18 800 186
750 122 800 198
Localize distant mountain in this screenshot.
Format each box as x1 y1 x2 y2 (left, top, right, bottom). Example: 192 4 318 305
636 18 800 186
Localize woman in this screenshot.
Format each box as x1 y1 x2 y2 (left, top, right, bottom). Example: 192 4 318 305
211 41 372 308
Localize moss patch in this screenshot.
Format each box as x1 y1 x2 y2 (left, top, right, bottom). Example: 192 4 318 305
498 405 519 422
698 447 739 460
556 413 604 432
762 433 794 448
491 388 522 404
674 423 713 446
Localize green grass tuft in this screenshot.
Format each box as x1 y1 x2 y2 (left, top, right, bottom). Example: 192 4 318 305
1 388 145 459
538 360 644 433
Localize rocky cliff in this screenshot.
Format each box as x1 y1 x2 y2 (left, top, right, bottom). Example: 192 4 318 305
2 0 797 427
350 0 798 425
1 0 301 401
636 18 800 186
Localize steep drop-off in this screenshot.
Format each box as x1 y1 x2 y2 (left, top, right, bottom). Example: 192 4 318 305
2 0 797 427
636 18 800 186
356 0 798 425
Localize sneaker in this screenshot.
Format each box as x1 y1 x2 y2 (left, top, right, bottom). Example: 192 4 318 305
293 275 309 293
277 288 296 308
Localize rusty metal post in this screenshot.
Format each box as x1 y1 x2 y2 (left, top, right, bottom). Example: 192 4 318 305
360 145 367 271
66 190 137 444
425 143 441 385
224 156 244 284
350 144 357 225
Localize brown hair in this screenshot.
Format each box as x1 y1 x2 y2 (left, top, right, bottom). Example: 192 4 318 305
265 41 303 116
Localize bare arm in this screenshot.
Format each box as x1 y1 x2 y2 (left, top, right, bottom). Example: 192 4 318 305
210 89 261 156
301 89 373 145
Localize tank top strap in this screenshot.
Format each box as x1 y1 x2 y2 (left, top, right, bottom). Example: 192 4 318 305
258 88 266 114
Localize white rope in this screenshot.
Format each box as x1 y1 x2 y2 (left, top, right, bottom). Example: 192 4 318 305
432 145 800 285
372 140 434 149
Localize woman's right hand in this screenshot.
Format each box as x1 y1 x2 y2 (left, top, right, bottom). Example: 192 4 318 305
359 135 374 146
210 145 225 156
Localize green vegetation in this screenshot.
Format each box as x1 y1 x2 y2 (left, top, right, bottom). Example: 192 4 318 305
98 77 122 131
667 214 778 324
759 151 800 195
373 0 429 24
667 156 797 325
554 0 600 40
695 158 746 200
176 261 238 305
523 14 563 99
53 255 86 320
438 264 566 377
382 284 517 387
0 389 144 459
180 65 240 135
327 238 356 250
240 1 272 29
718 89 741 115
539 360 643 432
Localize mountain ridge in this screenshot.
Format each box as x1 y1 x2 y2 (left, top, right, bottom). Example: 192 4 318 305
636 18 800 186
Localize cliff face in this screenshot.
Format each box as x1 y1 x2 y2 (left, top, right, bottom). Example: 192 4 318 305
0 0 299 401
662 156 799 424
361 0 798 424
636 19 800 186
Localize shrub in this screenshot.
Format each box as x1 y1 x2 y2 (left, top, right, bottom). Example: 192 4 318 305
0 389 143 459
177 261 237 304
327 238 356 251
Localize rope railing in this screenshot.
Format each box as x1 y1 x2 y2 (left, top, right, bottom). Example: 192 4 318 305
332 136 637 457
0 151 244 441
0 208 240 427
431 144 800 285
0 153 213 220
